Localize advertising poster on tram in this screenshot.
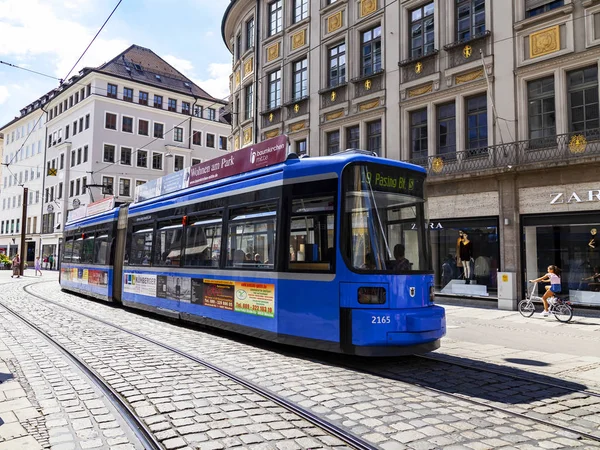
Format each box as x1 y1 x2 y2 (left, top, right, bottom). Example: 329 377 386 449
234 281 275 318
192 279 235 311
88 270 101 285
124 273 157 296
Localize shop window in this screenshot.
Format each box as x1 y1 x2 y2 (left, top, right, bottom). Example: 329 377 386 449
226 202 277 270
288 196 335 272
568 66 599 136
528 76 556 146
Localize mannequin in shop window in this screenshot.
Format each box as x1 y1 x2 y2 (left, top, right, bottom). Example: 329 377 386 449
456 230 464 267
459 232 474 284
588 228 599 268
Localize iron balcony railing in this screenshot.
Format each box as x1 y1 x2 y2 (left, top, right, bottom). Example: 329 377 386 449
406 129 600 177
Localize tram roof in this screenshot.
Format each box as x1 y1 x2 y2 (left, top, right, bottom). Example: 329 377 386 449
128 151 425 215
65 207 120 230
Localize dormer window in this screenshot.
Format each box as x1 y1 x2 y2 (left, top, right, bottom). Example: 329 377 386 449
134 64 143 72
155 74 161 82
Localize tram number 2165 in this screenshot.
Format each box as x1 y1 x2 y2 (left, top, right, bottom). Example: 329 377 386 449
372 315 391 324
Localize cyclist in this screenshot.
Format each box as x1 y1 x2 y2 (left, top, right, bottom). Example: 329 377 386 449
529 265 562 317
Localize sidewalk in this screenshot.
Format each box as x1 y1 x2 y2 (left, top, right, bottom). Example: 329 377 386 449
437 299 600 389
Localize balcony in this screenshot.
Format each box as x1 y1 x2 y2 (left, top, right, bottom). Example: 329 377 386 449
406 129 600 178
443 31 491 69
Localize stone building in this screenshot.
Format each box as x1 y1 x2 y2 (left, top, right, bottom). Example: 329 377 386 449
222 0 600 306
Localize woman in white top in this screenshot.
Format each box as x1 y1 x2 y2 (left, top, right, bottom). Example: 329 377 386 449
529 265 562 317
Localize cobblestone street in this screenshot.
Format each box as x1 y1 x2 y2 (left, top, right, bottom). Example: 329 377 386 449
1 271 599 449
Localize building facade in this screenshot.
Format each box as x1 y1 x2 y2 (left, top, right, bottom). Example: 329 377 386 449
0 108 46 261
223 0 600 307
1 45 231 262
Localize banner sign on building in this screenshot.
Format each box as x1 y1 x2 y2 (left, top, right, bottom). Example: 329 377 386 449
133 135 288 203
86 196 115 216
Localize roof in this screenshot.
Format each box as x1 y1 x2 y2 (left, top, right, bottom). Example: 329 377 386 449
96 45 223 104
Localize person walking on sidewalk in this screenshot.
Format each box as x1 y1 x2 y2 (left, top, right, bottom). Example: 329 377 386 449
35 256 42 276
11 254 20 278
49 254 54 270
529 265 562 317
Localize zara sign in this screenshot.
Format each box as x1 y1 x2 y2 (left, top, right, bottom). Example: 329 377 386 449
550 190 600 205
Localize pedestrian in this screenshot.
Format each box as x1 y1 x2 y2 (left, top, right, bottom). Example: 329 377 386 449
43 255 48 269
49 254 54 270
35 256 42 276
11 254 20 278
529 265 562 317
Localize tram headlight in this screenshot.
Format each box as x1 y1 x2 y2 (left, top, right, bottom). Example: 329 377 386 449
429 285 435 304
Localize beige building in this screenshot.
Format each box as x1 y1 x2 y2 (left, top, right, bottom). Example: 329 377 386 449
223 0 600 307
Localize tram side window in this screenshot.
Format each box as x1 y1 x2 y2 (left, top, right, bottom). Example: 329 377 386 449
289 196 335 272
154 219 183 266
63 237 74 263
94 234 109 265
184 213 222 267
130 226 153 265
81 234 95 264
72 236 83 263
226 202 277 269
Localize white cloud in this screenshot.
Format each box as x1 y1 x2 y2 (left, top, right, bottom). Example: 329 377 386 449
195 63 231 100
0 86 9 104
0 0 129 79
163 55 194 76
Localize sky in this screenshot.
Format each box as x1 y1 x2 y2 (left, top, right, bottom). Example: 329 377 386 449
0 0 232 128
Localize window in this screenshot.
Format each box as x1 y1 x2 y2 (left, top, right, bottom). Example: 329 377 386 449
568 66 599 134
82 177 86 191
437 102 456 155
84 145 88 163
327 130 340 155
206 133 215 148
73 120 78 135
154 219 183 266
219 136 228 150
346 125 359 149
235 34 242 60
182 101 190 115
526 0 564 17
293 0 308 23
138 119 149 136
289 196 335 272
154 95 163 108
60 154 64 170
227 202 277 270
456 0 485 41
367 120 382 155
152 152 163 170
244 85 253 121
192 158 202 166
528 76 556 143
77 147 82 165
137 150 148 168
105 113 117 130
123 87 133 102
120 147 132 165
466 94 488 151
75 92 79 103
58 182 63 199
296 139 307 155
268 69 282 109
184 212 222 267
139 91 148 105
194 105 202 117
174 127 183 142
79 117 83 132
76 179 80 196
102 176 114 195
119 178 131 197
168 98 177 112
268 0 282 36
107 83 117 98
174 155 184 171
85 114 90 129
207 108 216 120
154 123 164 139
122 116 133 133
94 232 110 265
193 130 202 145
136 180 146 187
130 225 153 265
410 2 434 58
361 25 382 76
246 18 254 51
69 181 74 198
410 109 428 161
292 58 308 100
328 42 346 88
103 144 115 163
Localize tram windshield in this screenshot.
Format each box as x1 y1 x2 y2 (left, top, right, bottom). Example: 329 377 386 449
342 162 429 273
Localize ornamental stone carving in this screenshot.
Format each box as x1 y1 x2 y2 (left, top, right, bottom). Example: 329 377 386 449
455 68 484 84
530 25 560 59
267 42 280 62
291 30 306 50
327 11 343 33
360 0 377 17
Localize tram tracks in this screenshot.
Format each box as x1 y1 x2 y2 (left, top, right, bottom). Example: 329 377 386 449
20 279 600 448
16 281 376 450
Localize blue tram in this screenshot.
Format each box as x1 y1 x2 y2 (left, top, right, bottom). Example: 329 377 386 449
61 145 445 356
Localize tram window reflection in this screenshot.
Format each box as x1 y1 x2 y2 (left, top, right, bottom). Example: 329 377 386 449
72 237 83 263
81 235 95 264
130 226 153 265
155 220 183 266
94 234 109 265
63 237 74 263
184 215 222 267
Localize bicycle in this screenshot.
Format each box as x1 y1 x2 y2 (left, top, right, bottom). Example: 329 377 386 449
518 282 573 322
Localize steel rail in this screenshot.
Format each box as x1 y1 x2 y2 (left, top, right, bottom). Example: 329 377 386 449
22 282 377 450
0 295 163 450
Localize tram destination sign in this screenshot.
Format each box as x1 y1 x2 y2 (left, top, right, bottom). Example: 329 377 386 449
189 135 287 187
363 162 426 198
135 135 288 203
